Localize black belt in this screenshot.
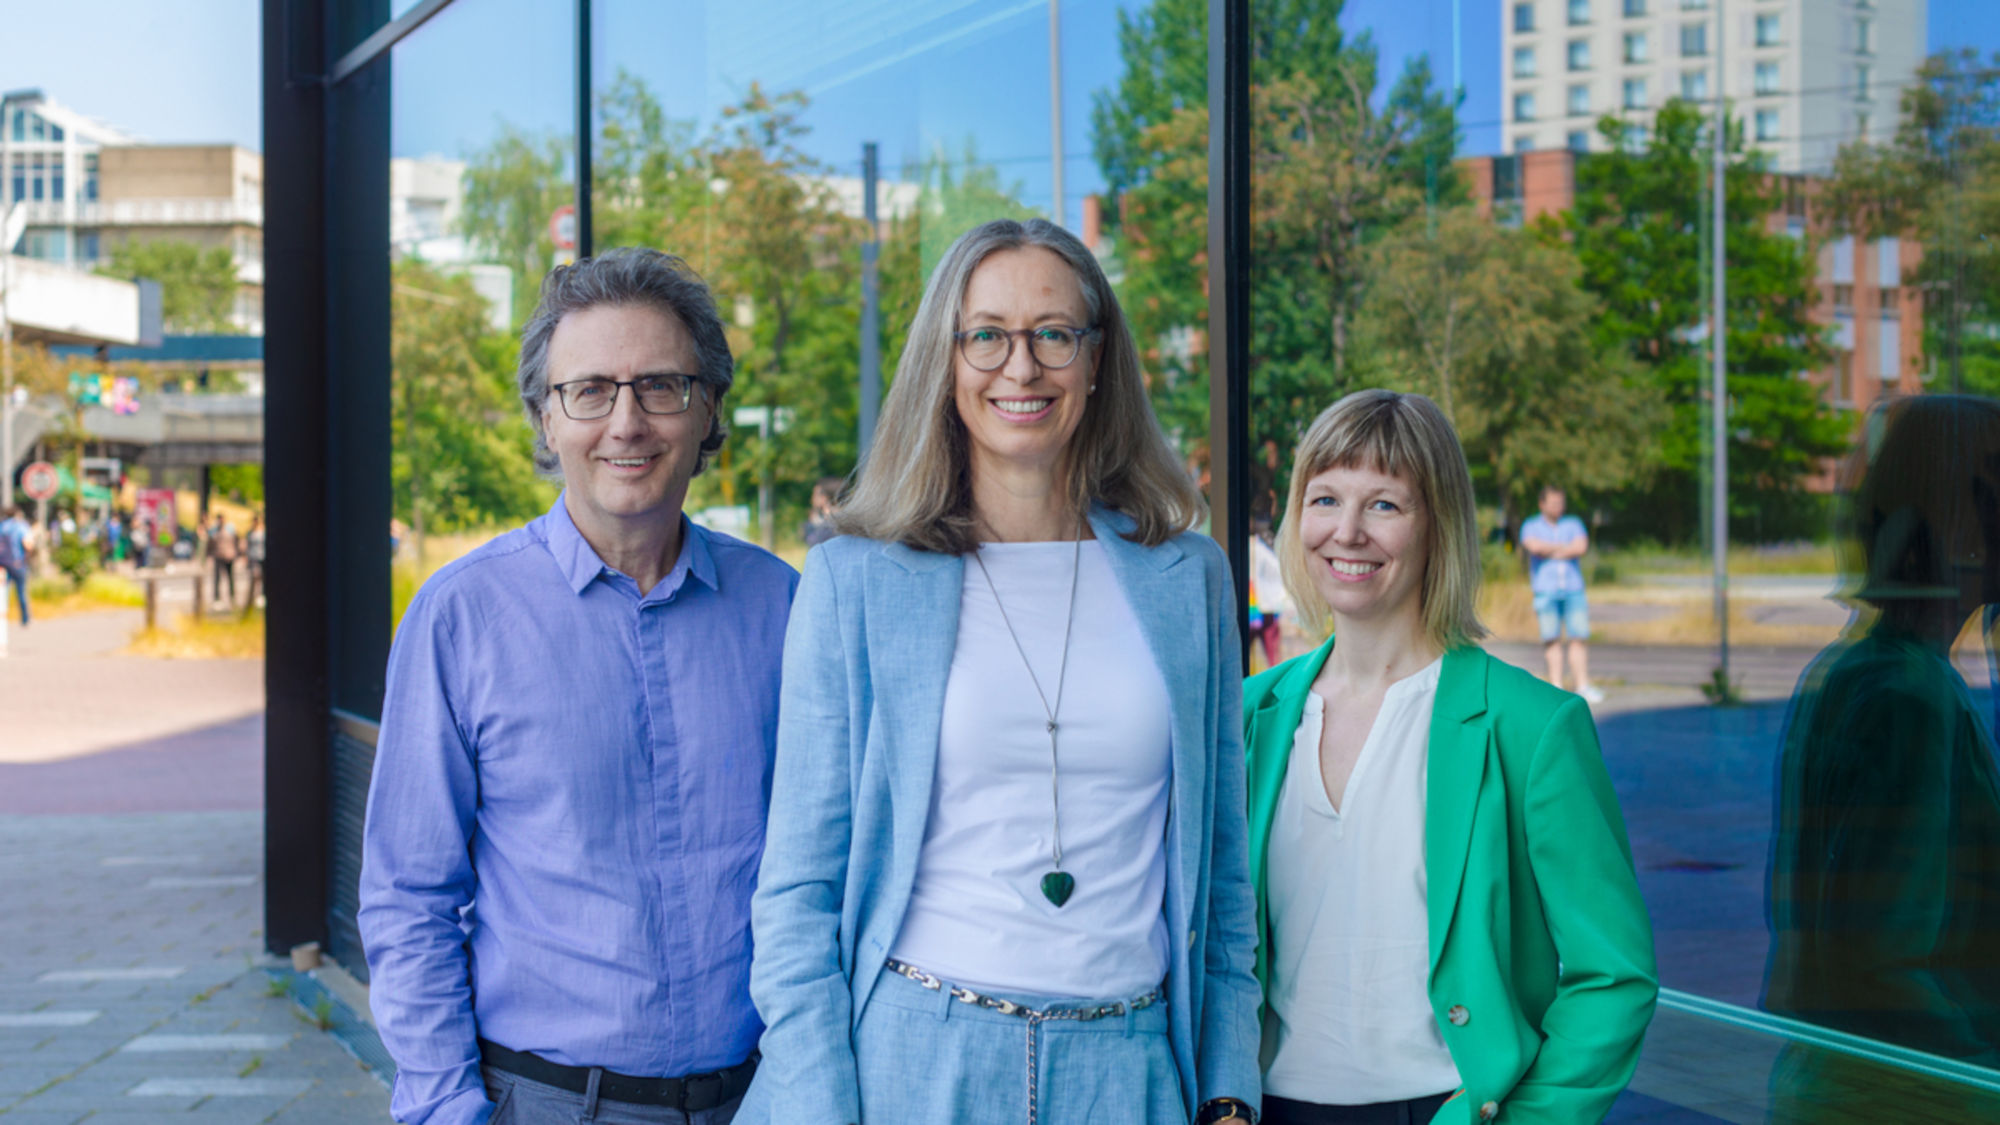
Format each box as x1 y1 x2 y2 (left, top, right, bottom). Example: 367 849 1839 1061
477 1038 756 1111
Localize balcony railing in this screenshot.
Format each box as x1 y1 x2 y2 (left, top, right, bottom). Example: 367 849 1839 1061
18 197 263 227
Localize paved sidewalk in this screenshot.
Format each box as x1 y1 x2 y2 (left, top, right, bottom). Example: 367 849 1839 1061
0 812 391 1123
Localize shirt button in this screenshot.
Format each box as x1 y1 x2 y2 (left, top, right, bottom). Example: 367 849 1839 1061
1187 928 1197 949
1480 1100 1500 1121
1448 1004 1470 1026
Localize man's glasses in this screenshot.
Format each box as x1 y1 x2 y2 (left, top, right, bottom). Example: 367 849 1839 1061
952 325 1098 372
549 374 698 420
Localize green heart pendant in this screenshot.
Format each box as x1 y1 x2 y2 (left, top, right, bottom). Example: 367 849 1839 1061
1040 871 1075 907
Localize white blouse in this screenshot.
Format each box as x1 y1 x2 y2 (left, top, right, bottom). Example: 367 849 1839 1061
1262 657 1461 1104
888 541 1173 999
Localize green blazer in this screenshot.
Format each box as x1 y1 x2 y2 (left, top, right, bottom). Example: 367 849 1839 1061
1244 639 1657 1124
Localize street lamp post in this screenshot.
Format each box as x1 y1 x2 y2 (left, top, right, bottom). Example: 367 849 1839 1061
0 88 47 512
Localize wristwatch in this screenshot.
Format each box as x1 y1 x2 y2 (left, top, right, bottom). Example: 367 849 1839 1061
1194 1097 1257 1124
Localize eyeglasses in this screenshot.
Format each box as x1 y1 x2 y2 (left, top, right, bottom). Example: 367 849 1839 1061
549 374 698 420
952 324 1098 372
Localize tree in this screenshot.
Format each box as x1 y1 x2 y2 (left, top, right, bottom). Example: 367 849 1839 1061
1824 49 2000 396
1093 0 1461 497
390 259 552 557
98 239 240 334
1357 207 1662 518
458 125 572 328
1566 100 1845 541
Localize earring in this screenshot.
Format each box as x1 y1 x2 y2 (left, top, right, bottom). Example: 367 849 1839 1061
1089 383 1098 393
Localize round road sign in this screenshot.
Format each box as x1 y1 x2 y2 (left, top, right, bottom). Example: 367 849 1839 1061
549 204 578 251
20 461 59 502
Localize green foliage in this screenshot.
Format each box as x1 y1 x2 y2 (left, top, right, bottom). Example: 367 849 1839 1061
1094 0 1464 496
209 463 263 505
1567 101 1846 542
1824 49 2000 397
1699 665 1745 707
52 536 96 589
391 259 553 542
1357 207 1663 517
98 239 241 334
459 125 573 328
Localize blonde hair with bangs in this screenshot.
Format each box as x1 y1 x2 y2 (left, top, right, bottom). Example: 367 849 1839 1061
1278 389 1488 650
833 218 1202 554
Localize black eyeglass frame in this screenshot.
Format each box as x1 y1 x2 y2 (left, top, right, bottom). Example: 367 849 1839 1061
548 374 701 420
951 324 1101 372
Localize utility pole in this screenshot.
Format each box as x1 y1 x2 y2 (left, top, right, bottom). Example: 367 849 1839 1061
1711 0 1730 685
858 142 882 457
1049 0 1065 227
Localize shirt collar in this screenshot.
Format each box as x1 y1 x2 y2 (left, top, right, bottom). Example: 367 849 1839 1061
540 492 721 598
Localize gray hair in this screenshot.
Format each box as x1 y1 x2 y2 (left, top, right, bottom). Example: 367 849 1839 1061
835 218 1201 554
516 247 734 475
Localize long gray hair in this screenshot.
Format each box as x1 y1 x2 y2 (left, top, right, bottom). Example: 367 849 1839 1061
835 218 1202 553
516 248 733 475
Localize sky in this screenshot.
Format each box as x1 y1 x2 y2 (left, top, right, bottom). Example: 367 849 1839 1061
2 0 1996 217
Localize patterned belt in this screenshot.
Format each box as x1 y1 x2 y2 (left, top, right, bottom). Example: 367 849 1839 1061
882 959 1168 1125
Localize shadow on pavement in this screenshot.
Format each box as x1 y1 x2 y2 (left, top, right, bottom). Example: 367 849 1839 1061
0 712 263 815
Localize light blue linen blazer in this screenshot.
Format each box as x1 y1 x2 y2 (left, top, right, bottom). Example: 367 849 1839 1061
738 507 1263 1125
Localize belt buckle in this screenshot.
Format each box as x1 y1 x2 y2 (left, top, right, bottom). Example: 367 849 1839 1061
679 1069 719 1111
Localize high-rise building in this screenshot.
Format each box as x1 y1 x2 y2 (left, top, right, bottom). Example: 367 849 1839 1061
1501 0 1926 173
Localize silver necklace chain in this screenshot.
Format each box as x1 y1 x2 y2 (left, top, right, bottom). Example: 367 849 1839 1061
971 530 1083 871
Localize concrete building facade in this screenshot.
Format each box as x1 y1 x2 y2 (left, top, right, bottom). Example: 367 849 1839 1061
1501 0 1925 173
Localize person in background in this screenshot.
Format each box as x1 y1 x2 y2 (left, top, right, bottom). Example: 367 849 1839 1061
0 506 30 627
1244 390 1656 1124
206 512 240 608
244 514 266 606
800 476 842 548
360 248 797 1125
1249 509 1292 672
1519 485 1603 704
742 218 1261 1125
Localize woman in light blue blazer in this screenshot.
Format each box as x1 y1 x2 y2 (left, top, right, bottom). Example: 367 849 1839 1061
739 218 1263 1125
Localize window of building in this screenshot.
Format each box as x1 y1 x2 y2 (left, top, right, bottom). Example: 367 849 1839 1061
22 228 66 262
1623 123 1651 150
1624 77 1648 109
1515 135 1538 153
1856 111 1872 141
1681 22 1707 56
28 153 44 201
1569 0 1590 24
1756 108 1780 140
1570 83 1592 115
1624 0 1647 14
1856 17 1873 54
1834 284 1854 312
1877 236 1901 286
1833 350 1855 403
1682 70 1708 100
1515 3 1535 32
76 231 99 264
7 155 22 204
83 153 97 202
51 157 63 201
1756 13 1780 46
1878 286 1901 311
6 108 19 142
1514 46 1538 78
1831 235 1856 283
1755 60 1780 94
49 124 63 143
1879 311 1901 382
1569 39 1592 69
1681 0 1709 8
28 113 45 142
1515 92 1538 121
1625 32 1648 63
1568 129 1592 152
1856 64 1872 101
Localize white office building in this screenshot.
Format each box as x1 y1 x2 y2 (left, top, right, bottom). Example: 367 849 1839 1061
1501 0 1926 172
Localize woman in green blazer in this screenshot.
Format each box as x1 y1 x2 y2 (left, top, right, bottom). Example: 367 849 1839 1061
1243 390 1656 1125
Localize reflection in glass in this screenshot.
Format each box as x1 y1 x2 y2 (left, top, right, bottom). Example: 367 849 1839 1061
1766 395 2000 1067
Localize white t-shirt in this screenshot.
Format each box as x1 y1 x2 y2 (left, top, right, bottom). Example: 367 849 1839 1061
1262 657 1461 1104
888 540 1174 998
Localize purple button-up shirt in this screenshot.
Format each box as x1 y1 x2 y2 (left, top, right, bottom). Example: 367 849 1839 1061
359 496 797 1125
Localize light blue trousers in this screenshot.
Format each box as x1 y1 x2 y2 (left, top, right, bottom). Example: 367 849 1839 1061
854 964 1188 1125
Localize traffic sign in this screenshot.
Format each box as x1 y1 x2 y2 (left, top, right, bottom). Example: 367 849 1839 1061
549 204 578 251
20 461 58 502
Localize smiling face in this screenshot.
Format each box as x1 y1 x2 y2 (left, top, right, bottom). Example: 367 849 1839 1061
952 246 1097 486
1296 461 1431 631
541 302 711 545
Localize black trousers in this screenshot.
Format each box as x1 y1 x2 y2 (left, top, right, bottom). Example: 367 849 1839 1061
1262 1090 1456 1125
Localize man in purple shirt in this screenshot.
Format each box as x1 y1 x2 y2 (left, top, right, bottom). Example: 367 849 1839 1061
360 249 798 1125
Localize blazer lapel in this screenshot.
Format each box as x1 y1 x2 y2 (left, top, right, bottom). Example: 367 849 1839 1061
1245 636 1334 894
1426 646 1492 972
1088 509 1205 919
869 541 963 857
